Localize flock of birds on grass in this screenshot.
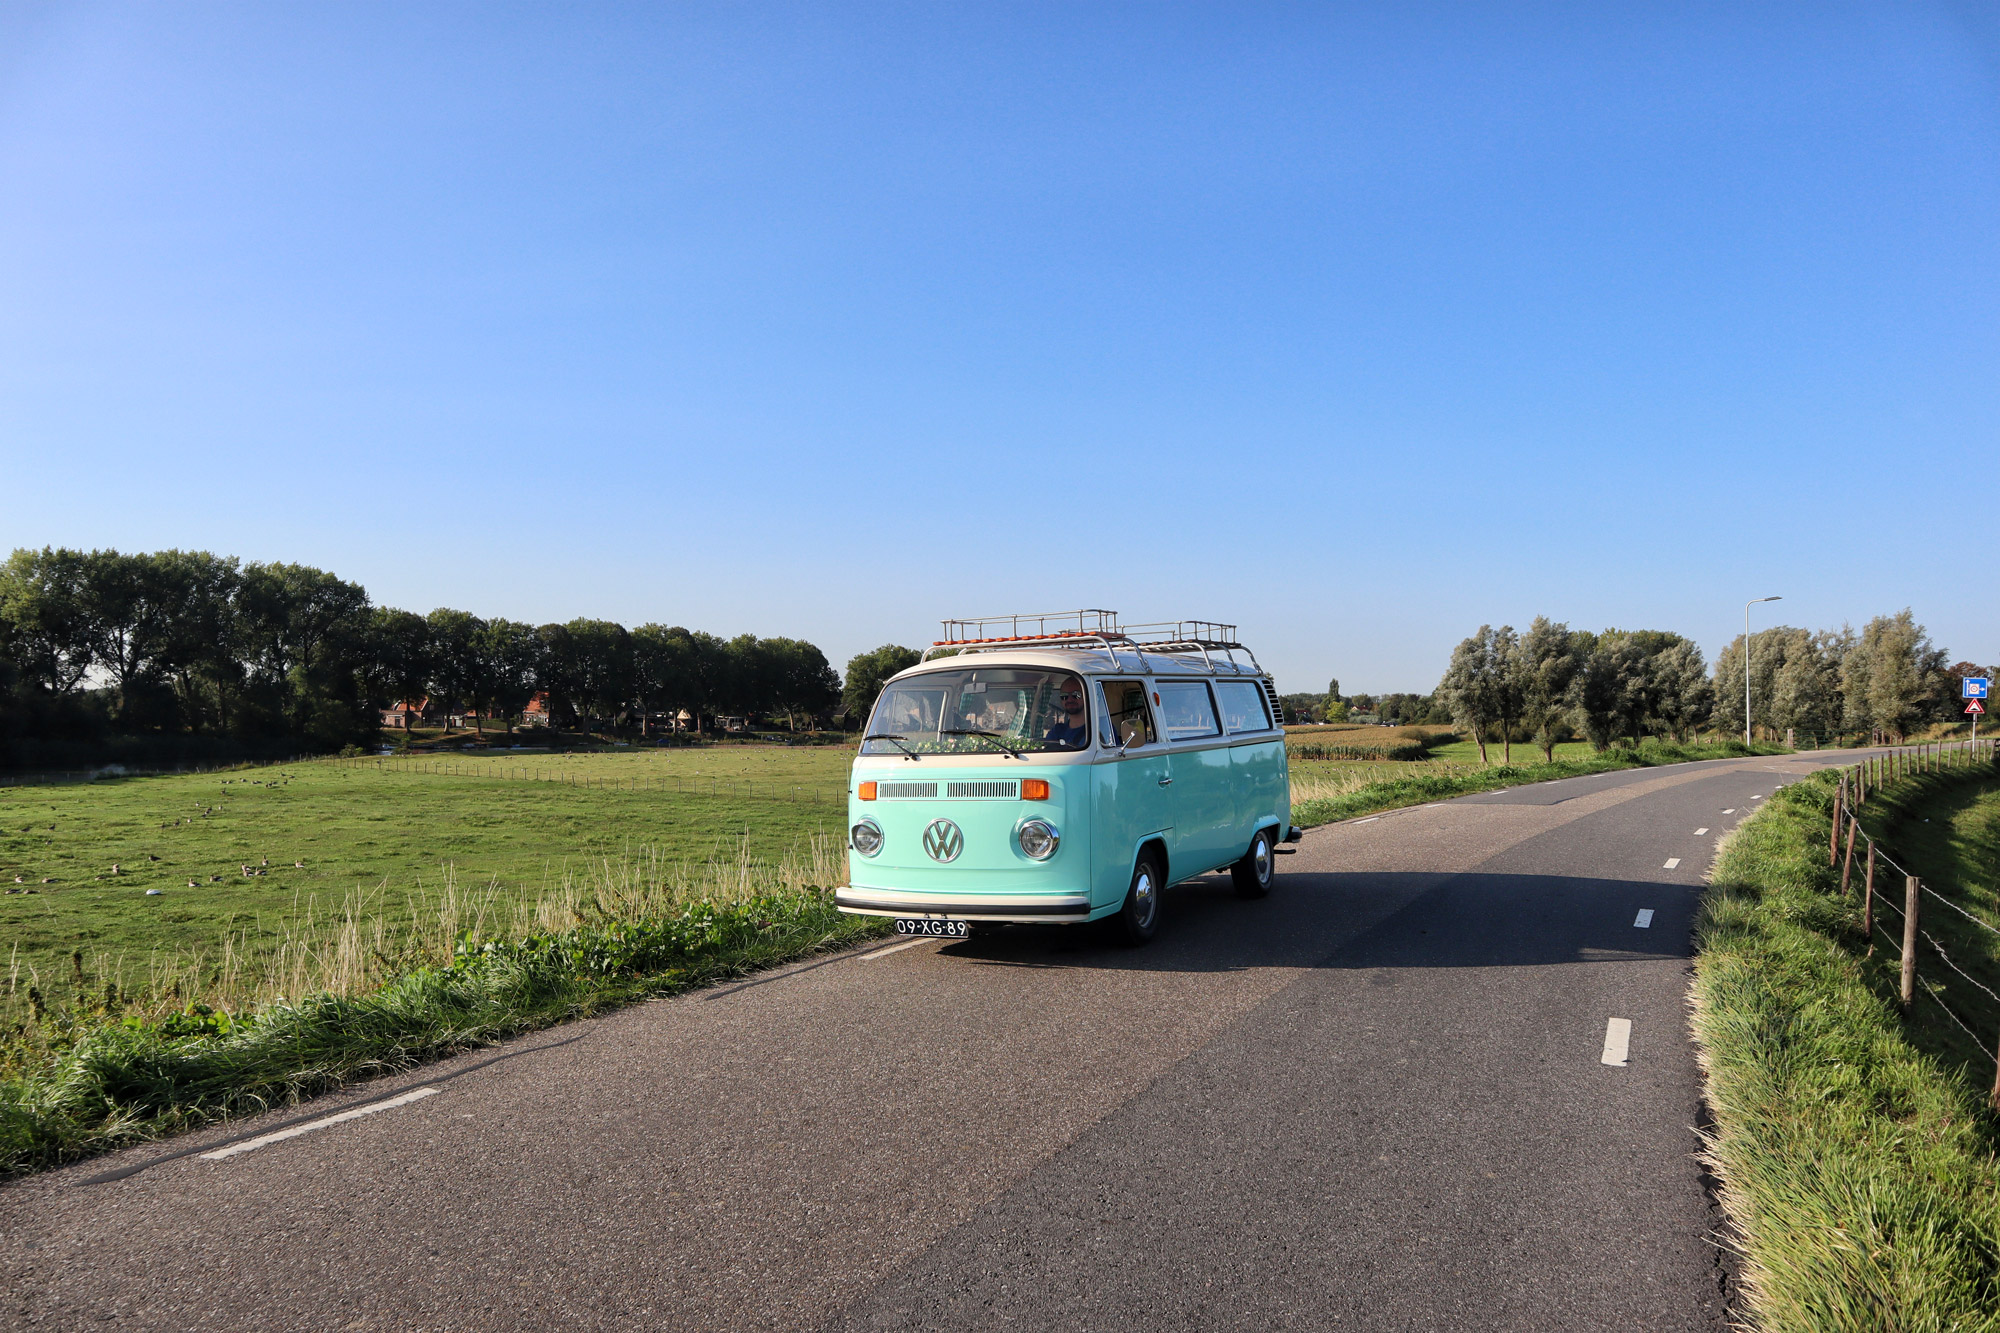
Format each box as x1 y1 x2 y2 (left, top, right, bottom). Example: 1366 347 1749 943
5 770 306 897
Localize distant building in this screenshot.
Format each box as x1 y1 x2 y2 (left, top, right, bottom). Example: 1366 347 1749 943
380 698 441 730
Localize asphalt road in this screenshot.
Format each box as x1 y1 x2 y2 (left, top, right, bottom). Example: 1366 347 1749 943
1 751 1855 1331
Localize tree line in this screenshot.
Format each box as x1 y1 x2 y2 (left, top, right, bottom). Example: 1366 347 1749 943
0 547 848 759
1435 611 1987 763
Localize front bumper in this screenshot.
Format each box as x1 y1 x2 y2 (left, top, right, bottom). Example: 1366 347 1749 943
835 885 1093 923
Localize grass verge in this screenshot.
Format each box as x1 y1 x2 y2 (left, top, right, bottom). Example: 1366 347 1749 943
1690 766 2000 1332
0 871 889 1178
1287 739 1786 828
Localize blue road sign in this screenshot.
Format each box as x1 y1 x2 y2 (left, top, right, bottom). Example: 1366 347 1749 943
1965 677 1991 699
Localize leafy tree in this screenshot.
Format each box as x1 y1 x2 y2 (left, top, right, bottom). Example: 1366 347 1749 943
370 609 436 726
841 645 921 727
478 618 542 731
1648 637 1712 743
152 550 243 733
0 547 97 694
78 550 181 721
1842 610 1944 742
1768 630 1842 741
534 623 581 728
1515 617 1580 762
763 637 840 730
425 609 488 731
234 562 373 741
1437 627 1507 764
562 619 634 728
1488 625 1523 763
1711 628 1792 741
632 623 696 732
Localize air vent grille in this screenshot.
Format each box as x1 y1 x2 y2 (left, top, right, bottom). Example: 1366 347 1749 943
947 780 1019 799
876 782 938 799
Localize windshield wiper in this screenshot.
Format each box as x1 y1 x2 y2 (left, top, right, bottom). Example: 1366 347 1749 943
939 728 1026 759
863 733 922 761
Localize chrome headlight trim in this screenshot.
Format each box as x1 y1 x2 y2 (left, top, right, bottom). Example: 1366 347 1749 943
1016 818 1060 861
850 819 884 857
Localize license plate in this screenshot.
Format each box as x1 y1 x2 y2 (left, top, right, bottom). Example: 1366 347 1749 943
894 917 970 939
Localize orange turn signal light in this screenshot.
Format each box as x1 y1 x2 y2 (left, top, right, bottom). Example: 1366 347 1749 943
858 781 877 801
1021 778 1050 801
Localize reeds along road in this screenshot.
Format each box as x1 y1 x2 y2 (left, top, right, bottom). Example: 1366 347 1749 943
0 750 1869 1332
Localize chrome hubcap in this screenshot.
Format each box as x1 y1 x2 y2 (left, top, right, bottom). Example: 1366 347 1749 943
1255 838 1271 883
1133 870 1156 926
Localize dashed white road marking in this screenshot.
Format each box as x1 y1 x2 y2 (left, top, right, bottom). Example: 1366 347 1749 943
860 939 925 960
1751 794 1764 800
200 1087 439 1161
1721 809 1735 814
1694 827 1709 836
1634 909 1655 928
1601 1018 1632 1067
1663 858 1681 870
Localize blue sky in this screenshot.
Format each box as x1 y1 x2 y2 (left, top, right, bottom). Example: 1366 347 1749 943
2 3 1995 692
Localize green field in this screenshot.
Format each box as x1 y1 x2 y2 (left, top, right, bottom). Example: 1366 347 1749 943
0 747 855 1007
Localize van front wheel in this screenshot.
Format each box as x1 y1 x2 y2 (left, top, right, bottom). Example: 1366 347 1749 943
1232 829 1275 899
1116 854 1163 944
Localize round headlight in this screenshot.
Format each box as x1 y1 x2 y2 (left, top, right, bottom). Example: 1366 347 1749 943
850 820 883 856
1017 819 1060 861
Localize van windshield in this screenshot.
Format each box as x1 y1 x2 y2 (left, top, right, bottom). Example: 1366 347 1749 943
863 669 1090 756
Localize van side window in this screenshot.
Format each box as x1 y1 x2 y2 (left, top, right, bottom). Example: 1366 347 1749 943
1155 681 1221 740
1097 680 1158 748
1214 680 1272 734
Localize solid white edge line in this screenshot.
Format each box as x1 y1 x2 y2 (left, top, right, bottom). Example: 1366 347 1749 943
860 939 925 960
1634 908 1655 928
1663 857 1681 869
200 1087 440 1160
1601 1018 1632 1067
1353 816 1380 824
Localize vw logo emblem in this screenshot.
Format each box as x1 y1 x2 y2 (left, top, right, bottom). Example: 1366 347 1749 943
922 819 964 863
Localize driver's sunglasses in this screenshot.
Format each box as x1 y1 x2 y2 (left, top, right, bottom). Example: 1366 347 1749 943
1058 691 1084 705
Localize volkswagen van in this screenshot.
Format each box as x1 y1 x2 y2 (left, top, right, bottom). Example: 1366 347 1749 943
836 612 1296 944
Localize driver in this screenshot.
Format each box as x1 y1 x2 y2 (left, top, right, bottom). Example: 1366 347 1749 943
1043 677 1089 748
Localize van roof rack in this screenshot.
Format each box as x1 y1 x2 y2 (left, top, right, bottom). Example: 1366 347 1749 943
924 609 1266 677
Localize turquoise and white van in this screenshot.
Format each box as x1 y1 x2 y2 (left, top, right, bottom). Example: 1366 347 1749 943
836 612 1296 944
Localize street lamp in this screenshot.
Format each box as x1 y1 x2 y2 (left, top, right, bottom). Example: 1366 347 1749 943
1744 596 1782 747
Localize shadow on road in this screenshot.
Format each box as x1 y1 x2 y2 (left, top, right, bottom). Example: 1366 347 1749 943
934 868 1692 976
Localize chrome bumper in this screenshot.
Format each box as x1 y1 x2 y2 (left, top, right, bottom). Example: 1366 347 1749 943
835 886 1093 923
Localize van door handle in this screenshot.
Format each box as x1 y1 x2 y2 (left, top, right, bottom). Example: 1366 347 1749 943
1157 776 1173 786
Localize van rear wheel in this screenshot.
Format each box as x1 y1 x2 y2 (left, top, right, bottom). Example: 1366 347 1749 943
1115 853 1163 945
1232 829 1275 899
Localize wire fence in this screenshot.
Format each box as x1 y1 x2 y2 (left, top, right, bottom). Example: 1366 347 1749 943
1826 736 2000 1108
339 754 847 808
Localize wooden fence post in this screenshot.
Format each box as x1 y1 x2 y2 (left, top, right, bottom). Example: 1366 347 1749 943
1831 777 1845 866
1901 875 1921 1011
1841 816 1857 895
1862 841 1876 956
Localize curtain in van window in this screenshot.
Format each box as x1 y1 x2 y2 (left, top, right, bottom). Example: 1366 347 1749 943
1156 681 1221 740
1214 681 1272 733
